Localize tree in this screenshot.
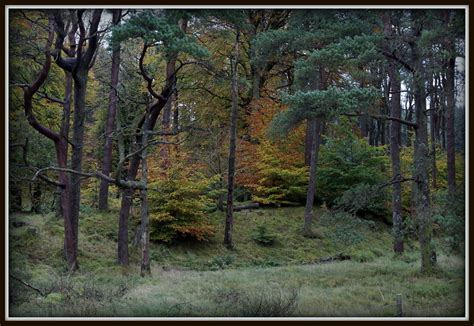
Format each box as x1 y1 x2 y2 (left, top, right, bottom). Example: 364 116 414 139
258 10 380 235
223 29 240 249
383 12 404 254
18 12 77 269
111 9 209 264
442 10 458 199
52 9 103 271
98 9 122 211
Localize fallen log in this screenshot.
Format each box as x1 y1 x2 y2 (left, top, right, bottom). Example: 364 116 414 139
233 203 260 211
316 253 351 264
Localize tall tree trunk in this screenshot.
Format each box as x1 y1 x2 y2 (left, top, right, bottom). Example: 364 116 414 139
159 58 176 172
22 15 77 270
384 12 404 253
117 155 141 265
160 18 187 170
304 119 314 166
140 124 151 276
430 79 438 189
374 120 380 147
116 52 175 265
388 65 404 254
56 72 72 218
441 109 446 150
51 8 103 272
444 11 457 198
116 102 172 266
303 118 322 236
359 114 369 139
67 72 89 271
224 30 240 249
405 102 414 147
98 9 121 211
411 15 436 272
369 120 376 146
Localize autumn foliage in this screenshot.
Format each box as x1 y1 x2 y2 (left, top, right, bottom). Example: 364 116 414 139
237 98 308 205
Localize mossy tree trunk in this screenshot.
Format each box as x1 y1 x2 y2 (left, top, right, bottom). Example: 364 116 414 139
410 12 436 272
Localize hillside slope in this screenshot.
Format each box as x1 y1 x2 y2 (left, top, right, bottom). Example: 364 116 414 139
8 207 465 317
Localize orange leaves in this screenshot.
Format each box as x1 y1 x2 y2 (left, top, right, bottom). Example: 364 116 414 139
236 97 307 204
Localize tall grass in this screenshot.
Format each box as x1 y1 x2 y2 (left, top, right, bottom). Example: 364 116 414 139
8 208 465 317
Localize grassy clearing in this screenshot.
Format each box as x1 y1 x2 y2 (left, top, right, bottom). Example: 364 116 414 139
8 206 465 317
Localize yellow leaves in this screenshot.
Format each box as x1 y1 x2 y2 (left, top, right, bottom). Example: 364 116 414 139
235 97 308 205
171 224 215 241
146 145 216 242
237 97 305 190
150 212 175 222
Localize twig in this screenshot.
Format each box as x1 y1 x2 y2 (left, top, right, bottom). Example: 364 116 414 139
9 274 49 297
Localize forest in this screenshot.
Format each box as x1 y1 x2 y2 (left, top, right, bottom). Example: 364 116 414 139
8 8 466 318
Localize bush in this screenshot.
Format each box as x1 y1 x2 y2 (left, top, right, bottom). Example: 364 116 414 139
317 120 389 206
209 255 235 270
432 189 465 253
213 284 300 317
252 224 277 245
351 250 376 263
326 212 368 247
236 98 308 206
237 286 299 317
147 160 216 243
335 183 389 218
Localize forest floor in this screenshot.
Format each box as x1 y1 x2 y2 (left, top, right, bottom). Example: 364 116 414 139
8 206 465 318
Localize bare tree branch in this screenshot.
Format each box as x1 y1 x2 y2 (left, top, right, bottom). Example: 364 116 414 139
342 112 417 129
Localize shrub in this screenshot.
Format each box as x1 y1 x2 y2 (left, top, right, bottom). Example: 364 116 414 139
432 188 465 253
335 183 389 218
317 120 389 206
236 286 299 317
209 255 235 270
326 212 367 247
147 162 216 242
237 98 308 206
252 224 277 245
251 149 308 205
146 147 217 243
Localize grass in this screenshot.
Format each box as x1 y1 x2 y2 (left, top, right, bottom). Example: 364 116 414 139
8 205 466 317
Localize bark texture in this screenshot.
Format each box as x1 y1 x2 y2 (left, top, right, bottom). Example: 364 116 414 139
384 13 404 254
303 118 322 236
224 30 240 249
444 11 457 198
98 9 122 211
388 65 404 254
410 13 436 272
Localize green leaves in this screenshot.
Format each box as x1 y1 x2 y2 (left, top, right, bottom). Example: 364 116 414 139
111 10 209 59
269 86 380 137
316 121 389 206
